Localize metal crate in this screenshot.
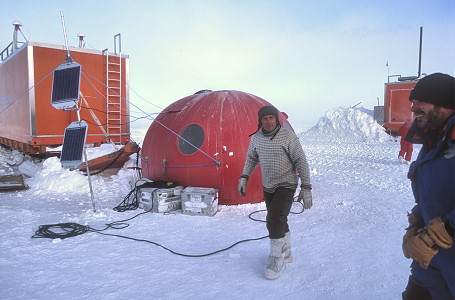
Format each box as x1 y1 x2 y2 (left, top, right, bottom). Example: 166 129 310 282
138 186 183 213
181 187 218 216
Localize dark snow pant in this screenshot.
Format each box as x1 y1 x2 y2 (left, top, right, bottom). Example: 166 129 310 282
263 187 295 239
402 276 432 300
404 260 455 300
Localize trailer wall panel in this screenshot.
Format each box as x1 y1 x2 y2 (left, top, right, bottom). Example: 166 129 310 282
0 41 130 153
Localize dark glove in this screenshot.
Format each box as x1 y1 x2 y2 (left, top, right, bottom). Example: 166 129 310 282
297 185 312 209
403 217 453 269
238 177 247 196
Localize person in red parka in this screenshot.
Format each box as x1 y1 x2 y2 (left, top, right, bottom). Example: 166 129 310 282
398 118 413 163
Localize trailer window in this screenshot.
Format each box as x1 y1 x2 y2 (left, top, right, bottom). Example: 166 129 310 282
178 124 204 155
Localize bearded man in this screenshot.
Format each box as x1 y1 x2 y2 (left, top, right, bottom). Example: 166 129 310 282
402 73 455 300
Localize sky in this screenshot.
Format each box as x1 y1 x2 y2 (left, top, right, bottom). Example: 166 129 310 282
1 0 454 130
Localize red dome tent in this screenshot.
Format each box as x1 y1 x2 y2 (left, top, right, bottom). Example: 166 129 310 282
141 90 292 205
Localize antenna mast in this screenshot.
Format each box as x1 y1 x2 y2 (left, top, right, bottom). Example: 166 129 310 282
418 26 423 78
12 20 23 52
77 32 86 48
60 11 73 62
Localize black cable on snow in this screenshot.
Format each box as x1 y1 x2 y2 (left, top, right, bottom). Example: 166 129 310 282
31 186 305 257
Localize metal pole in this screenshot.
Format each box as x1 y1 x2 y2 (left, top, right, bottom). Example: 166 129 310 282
76 102 97 212
83 148 97 212
114 33 121 54
60 11 72 62
418 27 423 78
12 20 22 52
12 26 18 51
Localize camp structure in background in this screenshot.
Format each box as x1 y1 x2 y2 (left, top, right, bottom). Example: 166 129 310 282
374 27 424 135
378 79 417 135
141 90 293 205
0 21 131 155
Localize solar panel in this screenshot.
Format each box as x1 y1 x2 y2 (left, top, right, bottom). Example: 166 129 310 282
60 121 88 169
51 62 81 110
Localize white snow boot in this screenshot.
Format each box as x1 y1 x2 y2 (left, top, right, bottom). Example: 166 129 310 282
265 237 287 280
283 231 293 263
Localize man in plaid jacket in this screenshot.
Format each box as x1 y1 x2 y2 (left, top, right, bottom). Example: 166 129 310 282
238 105 313 279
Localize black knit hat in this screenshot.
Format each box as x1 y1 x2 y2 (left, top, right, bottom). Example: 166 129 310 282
409 73 455 109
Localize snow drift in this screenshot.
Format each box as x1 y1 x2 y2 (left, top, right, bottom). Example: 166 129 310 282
300 107 391 143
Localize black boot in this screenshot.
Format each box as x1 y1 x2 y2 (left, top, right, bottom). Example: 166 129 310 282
402 276 432 300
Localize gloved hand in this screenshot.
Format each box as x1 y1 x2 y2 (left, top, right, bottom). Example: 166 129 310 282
238 177 247 196
402 213 424 256
297 185 312 209
425 217 454 249
403 231 439 269
403 217 453 269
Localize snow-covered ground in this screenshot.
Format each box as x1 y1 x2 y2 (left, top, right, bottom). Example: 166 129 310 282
0 107 420 300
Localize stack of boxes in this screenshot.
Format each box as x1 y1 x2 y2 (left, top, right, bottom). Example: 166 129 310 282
138 186 218 216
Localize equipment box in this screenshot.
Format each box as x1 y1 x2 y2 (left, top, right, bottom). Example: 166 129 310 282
138 187 183 213
181 187 218 216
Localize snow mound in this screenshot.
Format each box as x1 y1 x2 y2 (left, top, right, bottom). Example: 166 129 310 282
27 157 91 194
24 147 137 196
300 107 390 143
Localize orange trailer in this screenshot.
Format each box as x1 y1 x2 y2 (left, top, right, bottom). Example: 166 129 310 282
0 41 130 154
382 80 416 134
376 27 424 135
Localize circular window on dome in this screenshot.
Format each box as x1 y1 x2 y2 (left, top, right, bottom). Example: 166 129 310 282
178 124 205 155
